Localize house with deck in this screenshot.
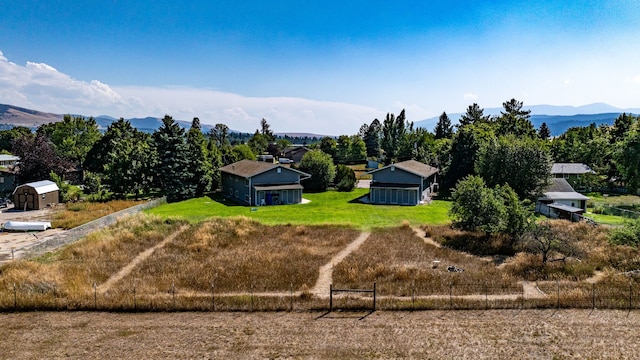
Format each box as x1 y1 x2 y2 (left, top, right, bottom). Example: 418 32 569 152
536 178 590 221
366 159 438 205
220 159 311 206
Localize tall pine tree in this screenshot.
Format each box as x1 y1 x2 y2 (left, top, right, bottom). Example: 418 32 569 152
154 115 193 202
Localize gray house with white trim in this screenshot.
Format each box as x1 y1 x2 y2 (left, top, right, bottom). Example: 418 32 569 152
220 160 311 206
536 178 589 221
366 160 439 205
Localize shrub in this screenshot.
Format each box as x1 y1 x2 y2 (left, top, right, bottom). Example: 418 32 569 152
609 219 640 246
334 164 357 192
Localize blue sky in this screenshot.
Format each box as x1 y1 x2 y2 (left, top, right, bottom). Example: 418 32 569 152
1 1 640 134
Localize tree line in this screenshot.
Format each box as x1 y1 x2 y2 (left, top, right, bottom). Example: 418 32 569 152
2 98 639 205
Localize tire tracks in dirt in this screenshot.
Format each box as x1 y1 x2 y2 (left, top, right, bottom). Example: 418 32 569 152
98 225 189 294
310 231 370 297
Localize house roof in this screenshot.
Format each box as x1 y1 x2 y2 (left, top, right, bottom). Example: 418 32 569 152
367 159 438 178
0 155 19 162
14 180 59 195
220 159 310 179
548 203 586 214
282 146 310 156
551 163 595 175
540 178 589 201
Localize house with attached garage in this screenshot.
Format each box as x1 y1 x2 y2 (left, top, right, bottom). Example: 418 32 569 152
220 159 311 206
366 159 439 205
536 178 590 221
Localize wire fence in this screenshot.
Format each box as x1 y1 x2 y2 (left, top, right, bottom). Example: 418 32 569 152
2 278 640 312
0 197 166 262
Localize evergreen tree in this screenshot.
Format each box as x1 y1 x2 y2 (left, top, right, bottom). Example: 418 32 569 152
92 119 155 198
154 115 193 202
364 119 382 158
434 112 453 139
538 122 551 140
185 117 213 197
459 103 490 127
496 98 536 137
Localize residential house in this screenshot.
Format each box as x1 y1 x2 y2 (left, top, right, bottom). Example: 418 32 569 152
366 159 439 205
0 167 17 197
280 146 310 164
536 178 589 221
0 154 19 167
551 163 596 191
13 180 60 210
220 159 311 206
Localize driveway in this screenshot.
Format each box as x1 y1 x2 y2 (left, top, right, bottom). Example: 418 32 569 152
0 204 63 262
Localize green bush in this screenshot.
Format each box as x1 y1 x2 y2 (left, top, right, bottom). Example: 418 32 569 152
609 219 640 246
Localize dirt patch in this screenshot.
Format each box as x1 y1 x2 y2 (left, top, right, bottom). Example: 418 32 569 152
2 310 640 359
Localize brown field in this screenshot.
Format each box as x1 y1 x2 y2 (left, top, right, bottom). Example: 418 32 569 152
2 310 640 359
52 199 146 229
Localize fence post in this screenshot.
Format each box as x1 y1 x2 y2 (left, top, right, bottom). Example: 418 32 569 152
556 279 560 309
13 283 17 310
592 283 595 310
485 283 488 310
290 283 293 312
449 283 453 310
521 284 524 309
11 248 14 261
211 282 215 311
93 282 97 310
411 280 415 310
629 283 633 311
172 282 175 310
329 284 333 312
250 283 253 312
373 282 376 311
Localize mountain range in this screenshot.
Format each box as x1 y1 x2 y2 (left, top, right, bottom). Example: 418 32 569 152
1 103 639 137
413 103 640 136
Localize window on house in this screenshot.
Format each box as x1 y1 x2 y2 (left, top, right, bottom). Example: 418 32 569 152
390 166 395 172
245 178 249 186
0 177 4 183
235 190 239 198
277 168 281 174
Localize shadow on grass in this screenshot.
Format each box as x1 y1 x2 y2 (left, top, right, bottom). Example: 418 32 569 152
435 230 515 257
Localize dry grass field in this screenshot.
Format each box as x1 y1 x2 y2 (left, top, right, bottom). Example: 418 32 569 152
2 310 640 359
51 199 145 229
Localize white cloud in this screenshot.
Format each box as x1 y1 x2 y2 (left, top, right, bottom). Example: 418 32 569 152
0 51 382 135
563 78 573 85
463 93 478 101
627 75 640 84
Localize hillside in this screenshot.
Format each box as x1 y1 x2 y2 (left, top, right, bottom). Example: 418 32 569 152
0 104 63 127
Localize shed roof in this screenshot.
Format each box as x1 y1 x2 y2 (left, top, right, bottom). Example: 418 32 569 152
220 159 310 179
551 163 595 175
540 178 589 201
14 180 59 195
548 203 586 214
367 159 438 178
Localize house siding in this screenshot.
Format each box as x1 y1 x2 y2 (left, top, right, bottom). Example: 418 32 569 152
369 166 432 206
221 162 308 206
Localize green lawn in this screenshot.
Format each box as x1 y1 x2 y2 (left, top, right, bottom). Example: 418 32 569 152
148 188 451 229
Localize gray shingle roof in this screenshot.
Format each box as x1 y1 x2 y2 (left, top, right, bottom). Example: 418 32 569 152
541 178 589 201
219 159 310 179
368 159 438 178
551 163 594 175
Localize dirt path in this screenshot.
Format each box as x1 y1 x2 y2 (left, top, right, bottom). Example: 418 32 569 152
310 231 370 297
98 225 189 294
411 226 441 248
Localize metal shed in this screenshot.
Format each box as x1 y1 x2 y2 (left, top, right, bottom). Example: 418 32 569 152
13 180 60 210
